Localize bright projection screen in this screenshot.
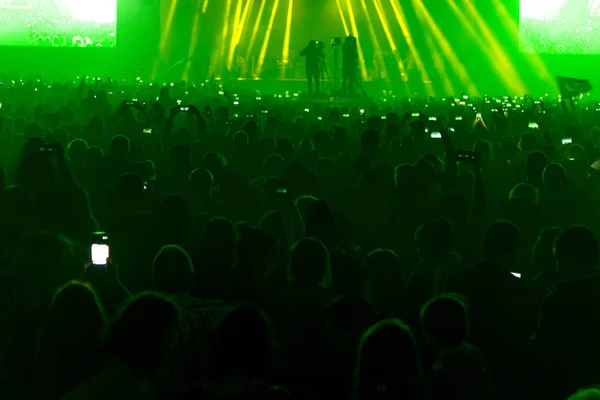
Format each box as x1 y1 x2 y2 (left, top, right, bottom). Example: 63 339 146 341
520 0 600 54
0 0 117 47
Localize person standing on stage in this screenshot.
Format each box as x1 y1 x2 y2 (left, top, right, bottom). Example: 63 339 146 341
300 40 324 96
342 35 359 96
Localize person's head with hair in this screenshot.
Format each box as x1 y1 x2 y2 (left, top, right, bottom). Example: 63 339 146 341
189 168 215 195
568 388 600 400
17 148 55 197
555 226 599 271
415 220 454 261
519 133 537 152
211 306 273 378
361 130 380 154
290 237 331 289
484 220 521 268
66 139 89 164
362 249 406 310
472 140 491 165
107 292 179 378
305 199 337 248
202 152 226 176
84 146 104 166
421 294 469 348
152 245 194 295
116 172 146 210
509 182 539 207
263 154 285 178
233 130 249 150
37 280 107 397
543 163 569 192
355 319 423 400
109 135 130 161
260 210 290 249
276 138 294 161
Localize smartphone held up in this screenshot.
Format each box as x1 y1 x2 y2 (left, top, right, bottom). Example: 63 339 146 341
91 232 110 268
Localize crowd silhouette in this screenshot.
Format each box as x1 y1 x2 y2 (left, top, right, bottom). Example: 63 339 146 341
1 77 600 399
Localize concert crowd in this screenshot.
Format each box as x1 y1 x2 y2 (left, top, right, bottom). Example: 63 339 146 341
0 9 116 47
520 17 600 54
1 77 600 400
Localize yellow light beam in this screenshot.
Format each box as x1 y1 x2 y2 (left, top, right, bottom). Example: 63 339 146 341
389 0 434 96
335 0 350 36
412 0 478 95
183 0 204 81
282 0 293 62
158 0 178 53
227 0 253 71
226 0 243 71
372 0 407 92
462 0 527 95
202 0 209 13
257 0 280 76
345 0 369 81
245 0 267 66
212 0 233 77
490 0 556 92
446 0 516 95
360 0 388 82
152 0 179 79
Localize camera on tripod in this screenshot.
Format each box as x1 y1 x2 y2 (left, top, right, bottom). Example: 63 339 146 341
331 37 342 47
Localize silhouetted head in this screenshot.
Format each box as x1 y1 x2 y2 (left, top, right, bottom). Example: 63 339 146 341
202 152 226 176
290 237 331 289
555 226 599 271
67 139 88 163
568 389 600 400
189 168 214 194
543 163 569 191
363 249 406 307
233 130 249 149
109 135 130 160
276 138 294 161
526 151 548 180
361 130 380 154
263 154 284 178
519 133 537 152
37 280 107 379
236 226 278 283
421 294 469 347
84 146 104 165
152 245 194 294
107 293 179 377
259 211 289 248
484 220 521 267
117 172 146 209
355 319 423 400
305 200 337 248
509 182 539 207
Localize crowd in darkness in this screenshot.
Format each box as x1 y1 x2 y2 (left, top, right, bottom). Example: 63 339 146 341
2 77 600 399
